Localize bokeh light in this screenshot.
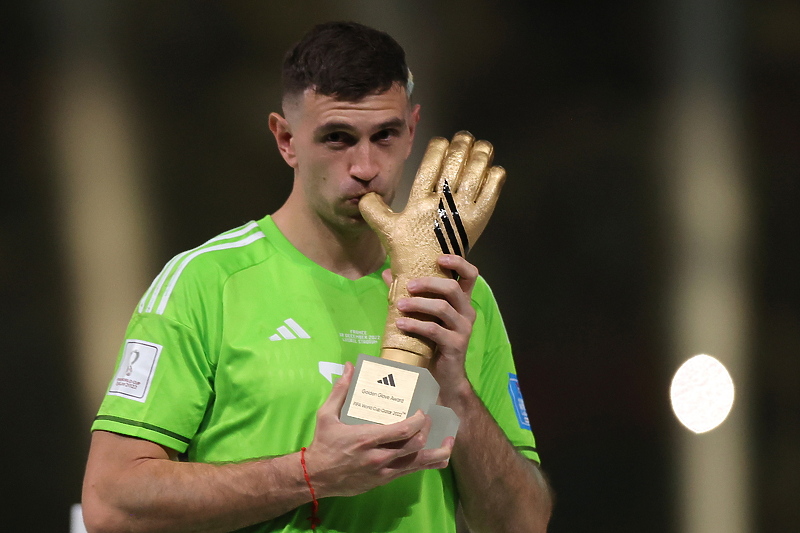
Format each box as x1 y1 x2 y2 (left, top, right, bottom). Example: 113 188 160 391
670 354 735 434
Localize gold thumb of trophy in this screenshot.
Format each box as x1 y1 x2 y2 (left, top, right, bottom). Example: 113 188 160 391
359 131 506 368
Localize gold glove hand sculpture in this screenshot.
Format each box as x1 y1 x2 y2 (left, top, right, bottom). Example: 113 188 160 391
359 131 506 368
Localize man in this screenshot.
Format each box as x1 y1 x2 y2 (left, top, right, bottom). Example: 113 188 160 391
82 21 552 533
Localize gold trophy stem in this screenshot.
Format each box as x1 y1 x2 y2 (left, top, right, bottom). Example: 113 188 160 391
380 348 431 368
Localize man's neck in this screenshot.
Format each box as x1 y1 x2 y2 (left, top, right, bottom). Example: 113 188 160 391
271 201 387 280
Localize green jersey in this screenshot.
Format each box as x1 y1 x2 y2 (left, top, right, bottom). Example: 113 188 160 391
92 215 539 532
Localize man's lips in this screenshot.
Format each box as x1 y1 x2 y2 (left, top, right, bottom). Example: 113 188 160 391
341 193 372 215
347 191 376 204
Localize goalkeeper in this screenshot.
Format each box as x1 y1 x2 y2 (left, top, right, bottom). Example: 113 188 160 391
81 20 552 533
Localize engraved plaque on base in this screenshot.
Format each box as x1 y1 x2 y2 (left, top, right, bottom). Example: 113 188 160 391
340 354 459 449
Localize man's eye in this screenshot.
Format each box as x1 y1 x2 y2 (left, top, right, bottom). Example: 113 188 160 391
373 129 398 143
324 132 352 145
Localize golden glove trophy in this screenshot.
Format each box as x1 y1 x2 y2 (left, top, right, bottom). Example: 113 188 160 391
340 131 506 447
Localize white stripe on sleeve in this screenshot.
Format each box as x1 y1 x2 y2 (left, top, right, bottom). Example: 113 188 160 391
155 230 265 315
140 221 260 314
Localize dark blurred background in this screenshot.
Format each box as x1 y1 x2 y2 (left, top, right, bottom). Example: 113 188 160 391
2 1 798 531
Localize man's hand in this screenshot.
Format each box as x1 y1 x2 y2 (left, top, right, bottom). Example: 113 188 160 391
304 362 454 498
389 254 479 405
359 131 505 364
382 255 554 532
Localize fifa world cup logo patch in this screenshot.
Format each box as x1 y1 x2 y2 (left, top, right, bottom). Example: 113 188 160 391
125 349 140 376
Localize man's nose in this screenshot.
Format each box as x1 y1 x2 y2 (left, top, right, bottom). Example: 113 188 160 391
349 142 379 182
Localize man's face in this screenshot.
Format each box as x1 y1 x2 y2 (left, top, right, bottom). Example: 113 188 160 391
274 83 420 232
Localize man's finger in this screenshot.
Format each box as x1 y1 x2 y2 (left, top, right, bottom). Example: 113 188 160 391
394 436 454 472
424 436 455 464
370 410 428 446
381 411 432 456
381 268 393 287
319 361 354 418
438 255 479 296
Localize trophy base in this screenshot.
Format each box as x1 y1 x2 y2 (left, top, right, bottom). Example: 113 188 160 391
340 353 460 449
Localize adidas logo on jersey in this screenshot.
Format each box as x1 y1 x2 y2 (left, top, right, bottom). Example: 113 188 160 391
269 318 310 341
377 373 396 387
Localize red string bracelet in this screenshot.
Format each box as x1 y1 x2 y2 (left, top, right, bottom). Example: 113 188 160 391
300 447 320 530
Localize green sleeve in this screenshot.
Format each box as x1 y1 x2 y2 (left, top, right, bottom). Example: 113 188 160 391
465 277 540 463
91 260 217 453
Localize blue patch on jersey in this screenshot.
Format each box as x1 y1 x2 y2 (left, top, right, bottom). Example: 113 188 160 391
508 373 531 430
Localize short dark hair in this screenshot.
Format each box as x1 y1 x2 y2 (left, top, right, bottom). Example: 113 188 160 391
282 21 410 102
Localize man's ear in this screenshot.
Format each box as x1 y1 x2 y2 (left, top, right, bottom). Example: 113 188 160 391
269 112 297 168
406 104 421 158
